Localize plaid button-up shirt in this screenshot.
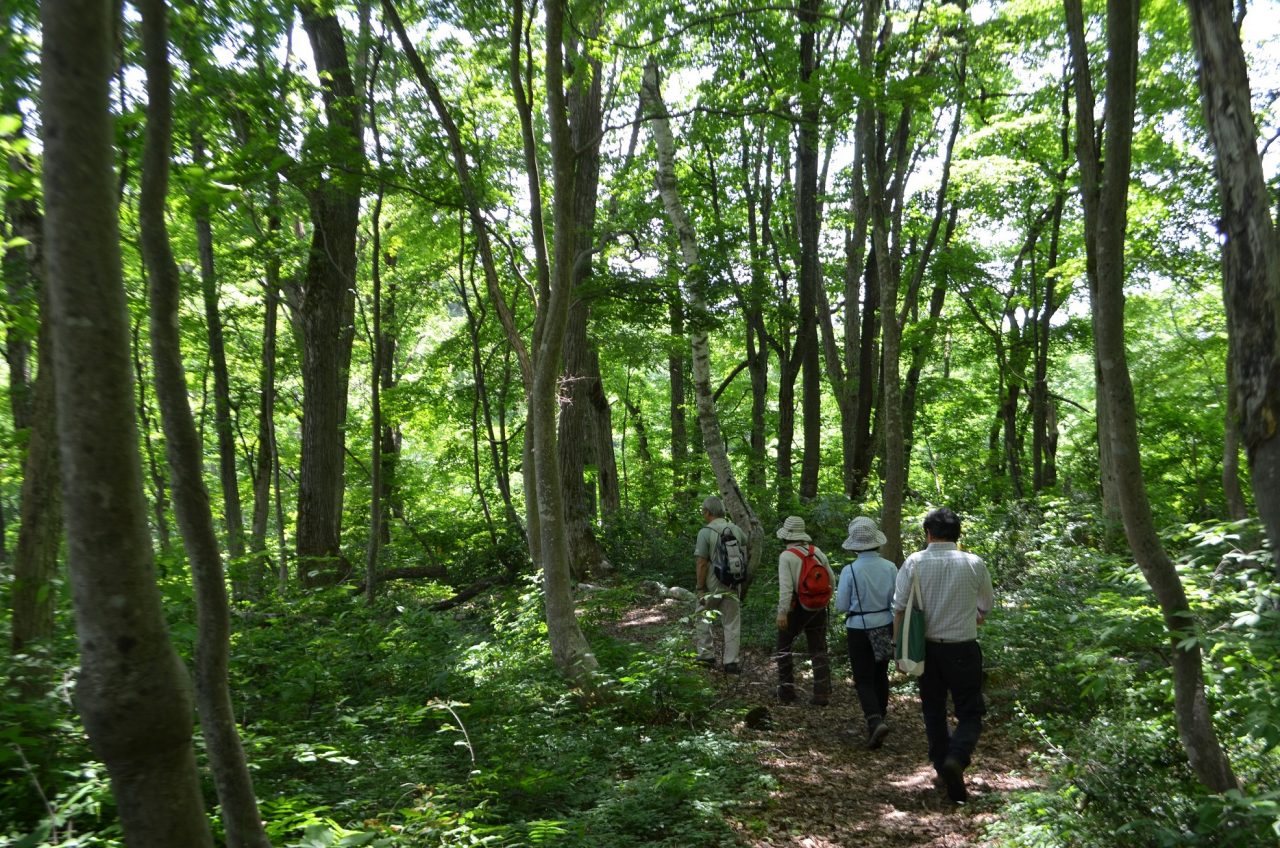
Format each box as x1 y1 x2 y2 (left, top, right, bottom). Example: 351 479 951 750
894 542 993 642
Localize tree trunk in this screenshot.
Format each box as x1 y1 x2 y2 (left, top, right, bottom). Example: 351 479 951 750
535 0 598 684
136 3 269 842
10 290 61 654
796 0 822 501
133 318 172 553
560 301 610 579
249 204 281 590
41 1 213 841
643 59 765 591
292 5 364 585
1222 355 1249 521
191 130 247 595
1186 0 1280 559
365 184 385 603
668 296 690 497
858 0 904 562
1067 0 1238 792
852 251 879 498
588 345 620 514
5 139 62 655
556 28 610 577
742 139 772 494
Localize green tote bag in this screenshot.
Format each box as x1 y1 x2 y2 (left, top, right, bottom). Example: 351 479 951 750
896 568 926 677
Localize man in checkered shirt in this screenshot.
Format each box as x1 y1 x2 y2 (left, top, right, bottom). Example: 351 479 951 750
893 507 994 804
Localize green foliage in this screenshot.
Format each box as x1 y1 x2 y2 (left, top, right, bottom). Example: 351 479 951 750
982 505 1280 847
2 571 762 847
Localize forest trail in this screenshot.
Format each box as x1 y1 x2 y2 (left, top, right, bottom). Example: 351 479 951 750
608 594 1040 847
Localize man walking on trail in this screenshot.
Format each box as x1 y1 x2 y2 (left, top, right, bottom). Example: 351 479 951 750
894 507 994 804
775 516 835 705
694 496 748 673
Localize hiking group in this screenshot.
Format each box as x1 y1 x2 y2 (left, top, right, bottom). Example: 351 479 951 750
693 498 995 804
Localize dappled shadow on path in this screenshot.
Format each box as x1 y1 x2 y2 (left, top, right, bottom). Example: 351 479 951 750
599 594 1040 847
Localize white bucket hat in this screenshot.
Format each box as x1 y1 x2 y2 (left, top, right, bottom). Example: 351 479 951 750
775 515 812 542
842 516 887 551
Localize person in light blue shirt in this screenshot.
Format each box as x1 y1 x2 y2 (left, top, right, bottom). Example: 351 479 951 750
834 516 898 749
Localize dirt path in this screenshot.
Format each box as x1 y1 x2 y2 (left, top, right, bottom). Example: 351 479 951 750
609 595 1039 847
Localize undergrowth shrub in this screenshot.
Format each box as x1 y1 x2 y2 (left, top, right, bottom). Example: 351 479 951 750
984 506 1280 847
3 568 765 847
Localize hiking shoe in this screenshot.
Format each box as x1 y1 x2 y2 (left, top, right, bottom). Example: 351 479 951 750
695 656 715 668
867 720 891 750
939 756 968 803
723 662 740 674
810 697 830 707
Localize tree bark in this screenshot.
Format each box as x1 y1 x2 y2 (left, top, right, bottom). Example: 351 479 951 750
191 130 247 595
555 23 611 578
249 201 281 591
589 345 621 514
133 318 172 553
10 282 61 655
1222 354 1249 521
668 297 690 497
535 0 599 684
41 0 213 841
291 4 364 585
643 59 765 591
137 2 269 842
560 301 610 579
796 0 822 501
1067 0 1238 792
4 130 62 655
1185 0 1280 560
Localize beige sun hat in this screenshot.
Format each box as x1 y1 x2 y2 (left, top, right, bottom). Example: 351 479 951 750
775 515 812 542
842 516 888 551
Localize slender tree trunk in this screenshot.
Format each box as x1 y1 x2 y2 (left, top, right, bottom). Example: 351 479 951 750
1222 354 1249 521
249 206 281 590
130 318 173 554
643 59 765 590
10 292 60 654
589 345 620 513
668 297 690 497
742 139 771 494
137 3 269 842
852 252 879 498
191 130 247 595
5 141 62 655
796 0 822 501
1067 0 1238 792
1186 0 1280 558
41 1 213 842
857 0 905 561
365 185 385 603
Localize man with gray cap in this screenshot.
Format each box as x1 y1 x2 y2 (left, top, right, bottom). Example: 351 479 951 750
835 516 898 748
693 496 749 673
775 516 835 704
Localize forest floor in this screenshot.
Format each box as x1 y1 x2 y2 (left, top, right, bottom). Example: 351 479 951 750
607 594 1042 848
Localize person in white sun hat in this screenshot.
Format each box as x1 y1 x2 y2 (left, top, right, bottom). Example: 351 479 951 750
834 516 898 749
775 516 835 705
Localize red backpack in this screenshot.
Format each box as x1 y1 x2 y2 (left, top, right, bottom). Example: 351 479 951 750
788 545 832 611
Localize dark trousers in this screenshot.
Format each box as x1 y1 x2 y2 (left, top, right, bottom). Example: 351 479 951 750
918 640 986 770
846 628 890 726
776 608 830 702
